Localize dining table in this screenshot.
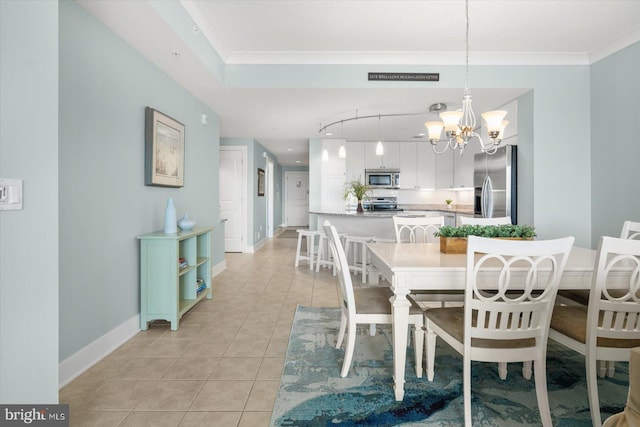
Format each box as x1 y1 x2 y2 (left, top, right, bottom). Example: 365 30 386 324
365 242 631 401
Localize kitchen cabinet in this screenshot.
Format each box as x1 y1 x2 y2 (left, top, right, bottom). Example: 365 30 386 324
345 141 365 182
442 212 456 227
416 141 436 189
398 142 417 188
365 141 400 169
435 149 454 189
453 139 481 188
399 141 436 189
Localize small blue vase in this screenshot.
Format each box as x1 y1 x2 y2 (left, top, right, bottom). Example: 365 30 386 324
178 213 196 231
164 198 177 234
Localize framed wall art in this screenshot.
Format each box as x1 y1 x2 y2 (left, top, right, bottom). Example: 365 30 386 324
257 168 265 196
145 107 185 187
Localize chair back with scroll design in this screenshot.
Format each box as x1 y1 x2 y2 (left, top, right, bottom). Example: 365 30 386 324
621 220 640 240
425 235 574 426
549 236 640 427
393 216 444 244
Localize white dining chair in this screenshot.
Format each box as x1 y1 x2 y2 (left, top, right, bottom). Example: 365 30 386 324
393 215 444 244
621 220 640 241
393 215 464 307
556 220 640 378
549 236 640 427
459 216 512 225
323 220 426 378
459 215 528 379
424 235 575 427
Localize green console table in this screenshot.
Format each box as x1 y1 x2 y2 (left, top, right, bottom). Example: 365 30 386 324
138 226 213 330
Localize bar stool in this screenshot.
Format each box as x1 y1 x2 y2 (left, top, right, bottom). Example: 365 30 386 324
343 234 375 283
315 230 335 275
294 229 319 270
317 230 347 275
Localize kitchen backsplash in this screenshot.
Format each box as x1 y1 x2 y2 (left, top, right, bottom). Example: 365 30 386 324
370 188 474 206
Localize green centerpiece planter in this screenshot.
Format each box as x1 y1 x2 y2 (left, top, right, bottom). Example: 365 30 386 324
435 224 537 254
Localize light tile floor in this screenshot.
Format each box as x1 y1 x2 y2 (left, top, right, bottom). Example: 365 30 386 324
60 234 341 427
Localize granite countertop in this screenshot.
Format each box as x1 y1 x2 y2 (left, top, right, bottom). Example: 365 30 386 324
399 204 475 215
311 211 409 218
311 206 475 217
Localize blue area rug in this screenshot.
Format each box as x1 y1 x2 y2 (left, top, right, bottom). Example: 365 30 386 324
270 306 628 426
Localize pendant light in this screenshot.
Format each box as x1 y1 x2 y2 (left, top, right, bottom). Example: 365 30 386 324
375 115 384 156
338 121 346 158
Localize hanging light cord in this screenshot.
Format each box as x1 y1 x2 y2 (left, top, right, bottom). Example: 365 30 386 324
464 0 470 93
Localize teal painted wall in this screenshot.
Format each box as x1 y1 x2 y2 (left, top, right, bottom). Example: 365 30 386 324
516 91 535 228
0 0 59 402
237 64 592 246
58 0 221 361
590 41 640 246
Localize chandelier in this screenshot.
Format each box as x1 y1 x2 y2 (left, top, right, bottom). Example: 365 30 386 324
425 0 507 156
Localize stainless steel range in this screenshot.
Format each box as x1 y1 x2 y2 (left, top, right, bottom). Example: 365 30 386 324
363 196 404 212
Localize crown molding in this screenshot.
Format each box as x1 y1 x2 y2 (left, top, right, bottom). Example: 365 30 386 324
224 51 591 66
589 26 640 64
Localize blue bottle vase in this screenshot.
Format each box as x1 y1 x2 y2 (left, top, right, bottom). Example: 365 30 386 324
164 197 177 234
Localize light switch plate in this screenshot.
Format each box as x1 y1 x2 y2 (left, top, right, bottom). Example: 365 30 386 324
0 178 23 210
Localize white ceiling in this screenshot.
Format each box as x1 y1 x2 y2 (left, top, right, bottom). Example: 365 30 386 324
78 0 640 166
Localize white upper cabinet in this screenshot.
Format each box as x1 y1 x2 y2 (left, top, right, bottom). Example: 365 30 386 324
365 141 400 169
453 139 481 188
399 141 436 189
416 141 436 189
399 142 417 188
345 141 365 183
435 148 454 189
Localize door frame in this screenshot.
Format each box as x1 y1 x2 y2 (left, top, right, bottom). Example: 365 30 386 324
284 171 309 227
219 145 248 253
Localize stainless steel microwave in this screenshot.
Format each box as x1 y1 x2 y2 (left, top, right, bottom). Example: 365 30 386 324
365 169 400 188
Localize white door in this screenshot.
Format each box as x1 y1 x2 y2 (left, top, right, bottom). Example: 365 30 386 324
285 172 309 227
219 147 246 252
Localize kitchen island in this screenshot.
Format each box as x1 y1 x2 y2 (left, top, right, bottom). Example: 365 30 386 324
311 207 473 241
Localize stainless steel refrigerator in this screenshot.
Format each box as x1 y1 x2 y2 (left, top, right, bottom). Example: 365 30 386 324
473 145 517 223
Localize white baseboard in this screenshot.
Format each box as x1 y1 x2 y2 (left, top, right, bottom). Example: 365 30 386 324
247 238 267 253
211 259 227 277
60 260 229 389
58 314 140 388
